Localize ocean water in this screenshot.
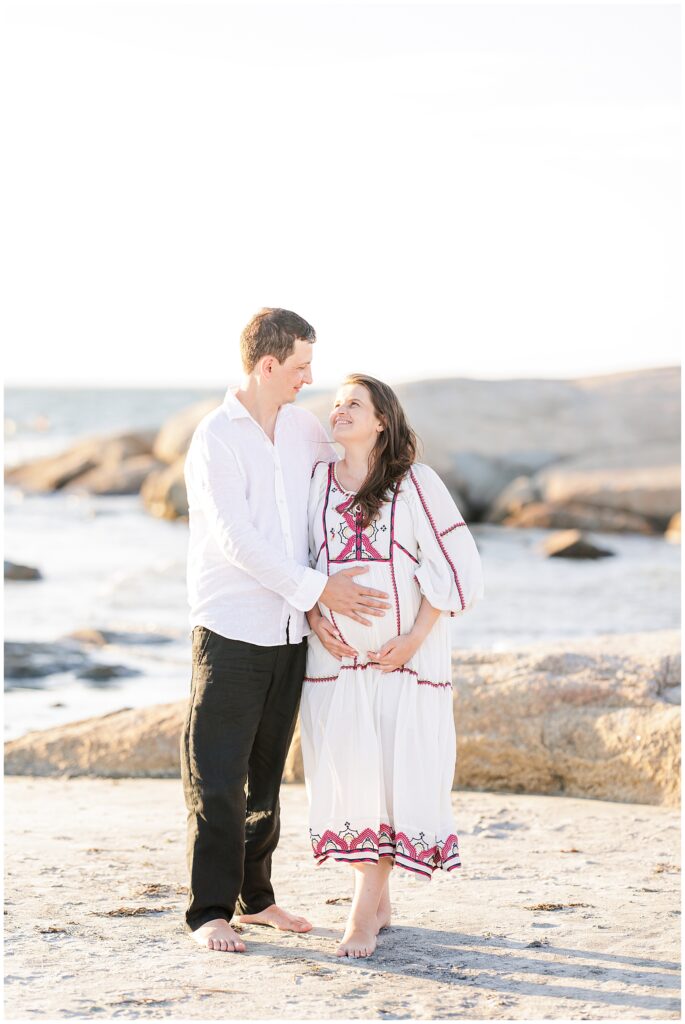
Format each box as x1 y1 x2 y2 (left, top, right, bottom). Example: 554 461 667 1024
4 388 681 741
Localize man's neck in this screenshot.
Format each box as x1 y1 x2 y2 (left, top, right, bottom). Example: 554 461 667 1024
234 381 283 441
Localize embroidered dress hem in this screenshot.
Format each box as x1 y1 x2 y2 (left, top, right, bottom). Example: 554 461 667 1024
309 822 462 879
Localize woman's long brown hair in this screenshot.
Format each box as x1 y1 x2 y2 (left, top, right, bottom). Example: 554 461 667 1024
340 374 419 527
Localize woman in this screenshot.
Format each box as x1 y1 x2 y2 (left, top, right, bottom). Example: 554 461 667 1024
301 374 484 958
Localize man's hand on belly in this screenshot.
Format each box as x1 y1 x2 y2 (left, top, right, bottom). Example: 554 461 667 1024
319 567 391 627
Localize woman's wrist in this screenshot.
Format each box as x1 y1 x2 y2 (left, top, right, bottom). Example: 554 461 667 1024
306 606 323 628
407 625 429 645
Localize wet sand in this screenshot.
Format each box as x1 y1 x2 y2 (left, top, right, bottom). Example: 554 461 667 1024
4 779 680 1020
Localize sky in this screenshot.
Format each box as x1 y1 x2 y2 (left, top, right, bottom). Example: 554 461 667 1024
1 1 681 388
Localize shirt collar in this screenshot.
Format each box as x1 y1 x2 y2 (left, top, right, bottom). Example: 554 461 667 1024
222 386 251 420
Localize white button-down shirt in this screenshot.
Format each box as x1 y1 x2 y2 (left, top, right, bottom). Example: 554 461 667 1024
185 386 335 646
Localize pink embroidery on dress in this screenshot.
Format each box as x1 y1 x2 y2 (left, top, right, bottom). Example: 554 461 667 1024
389 561 401 636
410 469 466 611
309 821 461 876
304 661 451 688
324 463 398 564
440 521 466 537
393 539 420 564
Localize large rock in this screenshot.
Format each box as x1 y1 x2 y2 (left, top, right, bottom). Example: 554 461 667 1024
501 501 656 534
5 631 680 806
542 529 614 560
4 561 42 581
140 457 188 519
4 704 183 778
534 445 680 530
152 398 221 464
5 431 157 493
4 641 93 681
64 454 164 496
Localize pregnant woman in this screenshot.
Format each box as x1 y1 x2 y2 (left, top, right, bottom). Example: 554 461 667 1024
301 374 485 958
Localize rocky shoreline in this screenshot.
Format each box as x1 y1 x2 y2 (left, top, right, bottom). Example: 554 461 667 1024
5 630 680 807
5 367 681 537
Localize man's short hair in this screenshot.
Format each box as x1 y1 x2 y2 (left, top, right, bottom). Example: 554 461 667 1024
240 308 316 373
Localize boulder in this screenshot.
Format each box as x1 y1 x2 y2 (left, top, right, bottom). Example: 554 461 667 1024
4 704 182 778
665 512 681 543
542 530 614 560
4 641 94 682
64 629 174 647
140 457 188 520
535 448 680 530
5 431 157 493
502 502 655 534
152 398 221 465
64 454 164 496
450 630 680 807
75 664 142 684
4 561 42 581
5 631 680 807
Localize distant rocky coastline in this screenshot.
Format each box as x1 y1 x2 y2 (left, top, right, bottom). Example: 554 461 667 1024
5 631 680 807
5 367 680 537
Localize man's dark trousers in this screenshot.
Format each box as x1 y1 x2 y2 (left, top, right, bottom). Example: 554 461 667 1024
181 625 307 932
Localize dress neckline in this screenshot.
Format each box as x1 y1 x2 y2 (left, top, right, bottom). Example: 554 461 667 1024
331 461 357 496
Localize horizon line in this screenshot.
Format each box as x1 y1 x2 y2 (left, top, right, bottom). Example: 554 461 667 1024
3 363 681 391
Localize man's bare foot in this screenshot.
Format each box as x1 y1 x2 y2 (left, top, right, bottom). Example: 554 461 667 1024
336 915 378 958
232 903 312 933
191 918 246 953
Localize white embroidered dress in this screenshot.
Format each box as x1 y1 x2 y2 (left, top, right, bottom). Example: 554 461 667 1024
300 460 485 879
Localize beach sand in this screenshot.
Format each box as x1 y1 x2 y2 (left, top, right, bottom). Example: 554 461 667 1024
4 779 680 1020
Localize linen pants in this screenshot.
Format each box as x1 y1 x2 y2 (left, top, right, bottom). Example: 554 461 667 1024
180 625 307 932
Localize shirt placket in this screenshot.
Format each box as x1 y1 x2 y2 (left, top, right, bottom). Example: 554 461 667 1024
273 440 295 644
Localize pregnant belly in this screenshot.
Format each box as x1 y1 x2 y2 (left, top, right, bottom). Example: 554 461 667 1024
321 561 415 657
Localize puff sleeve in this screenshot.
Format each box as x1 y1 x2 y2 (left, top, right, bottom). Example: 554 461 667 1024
307 459 335 569
406 462 485 616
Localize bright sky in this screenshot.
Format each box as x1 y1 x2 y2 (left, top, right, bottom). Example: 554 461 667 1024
2 1 681 388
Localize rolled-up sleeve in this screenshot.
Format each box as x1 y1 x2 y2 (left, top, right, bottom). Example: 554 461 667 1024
408 463 485 616
185 426 328 611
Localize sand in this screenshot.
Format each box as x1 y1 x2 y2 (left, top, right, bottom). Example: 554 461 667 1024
3 779 680 1020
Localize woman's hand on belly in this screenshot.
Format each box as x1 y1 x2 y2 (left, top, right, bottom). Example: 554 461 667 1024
310 611 359 660
367 632 423 673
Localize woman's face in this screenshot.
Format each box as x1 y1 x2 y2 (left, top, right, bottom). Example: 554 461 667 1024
330 382 384 447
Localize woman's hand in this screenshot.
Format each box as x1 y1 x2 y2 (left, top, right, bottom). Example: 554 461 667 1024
367 632 422 673
310 612 358 661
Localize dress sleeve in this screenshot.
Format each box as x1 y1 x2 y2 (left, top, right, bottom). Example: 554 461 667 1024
407 463 485 616
307 459 333 570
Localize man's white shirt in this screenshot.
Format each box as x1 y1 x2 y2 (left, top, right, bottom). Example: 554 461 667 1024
185 386 336 646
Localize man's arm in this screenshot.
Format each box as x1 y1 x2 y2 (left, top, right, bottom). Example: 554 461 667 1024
186 427 327 613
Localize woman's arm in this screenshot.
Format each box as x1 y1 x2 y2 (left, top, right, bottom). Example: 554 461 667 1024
408 597 441 644
367 596 440 673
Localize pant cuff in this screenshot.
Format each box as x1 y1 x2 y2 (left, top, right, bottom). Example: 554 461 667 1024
185 908 232 933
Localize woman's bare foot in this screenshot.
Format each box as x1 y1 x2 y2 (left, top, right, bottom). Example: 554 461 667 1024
191 918 246 953
336 914 378 958
232 903 312 933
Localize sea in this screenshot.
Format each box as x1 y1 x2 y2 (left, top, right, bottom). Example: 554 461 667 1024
4 387 681 741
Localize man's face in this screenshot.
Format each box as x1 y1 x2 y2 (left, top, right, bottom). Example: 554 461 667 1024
268 338 314 403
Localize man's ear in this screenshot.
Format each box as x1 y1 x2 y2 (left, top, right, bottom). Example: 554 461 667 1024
260 355 276 378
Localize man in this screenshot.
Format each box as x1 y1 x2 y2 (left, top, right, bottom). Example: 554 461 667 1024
181 307 391 953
